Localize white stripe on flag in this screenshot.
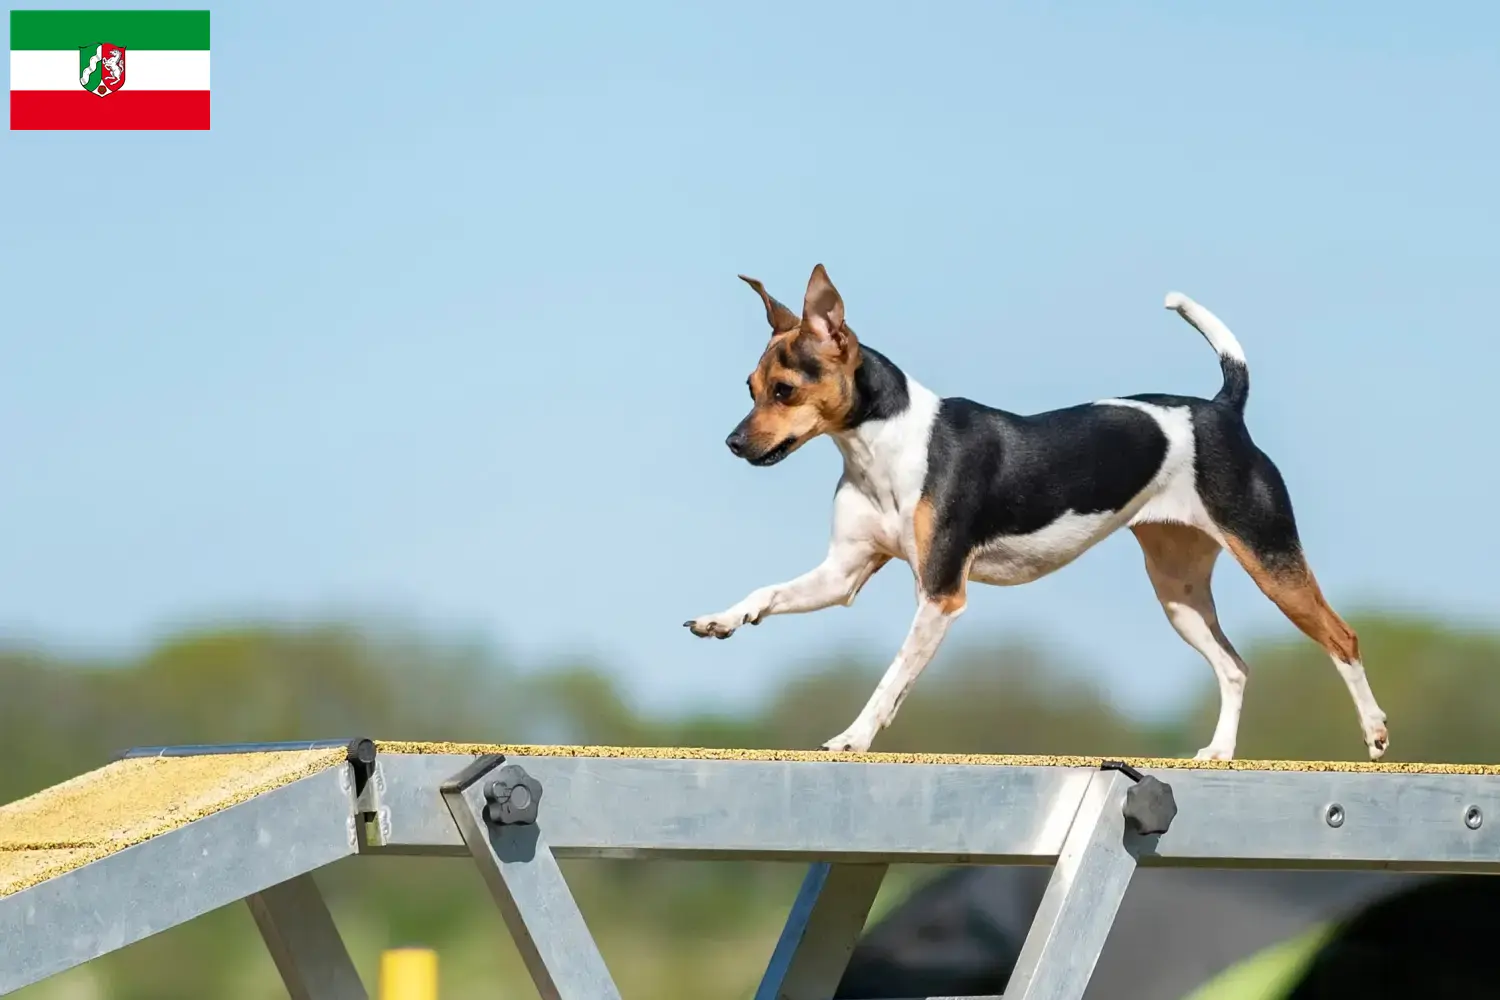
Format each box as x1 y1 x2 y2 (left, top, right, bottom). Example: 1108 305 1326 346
10 50 210 91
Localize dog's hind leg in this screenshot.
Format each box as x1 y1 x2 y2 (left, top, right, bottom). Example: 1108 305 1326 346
1205 447 1389 759
1224 532 1388 759
1132 523 1249 761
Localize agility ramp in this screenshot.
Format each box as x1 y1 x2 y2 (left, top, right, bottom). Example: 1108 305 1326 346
4 743 1500 1000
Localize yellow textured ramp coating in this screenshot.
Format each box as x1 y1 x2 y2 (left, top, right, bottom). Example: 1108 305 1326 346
0 748 346 899
375 741 1500 775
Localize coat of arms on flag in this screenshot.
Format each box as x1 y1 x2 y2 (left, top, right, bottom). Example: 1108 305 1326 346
78 43 127 98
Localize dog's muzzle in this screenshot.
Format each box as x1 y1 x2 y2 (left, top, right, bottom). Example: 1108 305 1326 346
725 418 793 466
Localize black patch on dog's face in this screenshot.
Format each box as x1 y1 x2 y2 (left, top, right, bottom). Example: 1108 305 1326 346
779 341 824 381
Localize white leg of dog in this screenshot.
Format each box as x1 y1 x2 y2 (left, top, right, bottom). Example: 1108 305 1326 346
1330 656 1388 756
1162 600 1248 761
821 597 962 752
684 541 887 640
686 481 889 640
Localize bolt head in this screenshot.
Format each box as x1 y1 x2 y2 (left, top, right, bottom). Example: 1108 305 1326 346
1325 803 1345 828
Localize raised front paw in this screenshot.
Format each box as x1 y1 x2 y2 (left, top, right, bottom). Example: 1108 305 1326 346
683 612 746 639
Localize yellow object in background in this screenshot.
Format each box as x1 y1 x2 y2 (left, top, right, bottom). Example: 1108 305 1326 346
379 947 438 1000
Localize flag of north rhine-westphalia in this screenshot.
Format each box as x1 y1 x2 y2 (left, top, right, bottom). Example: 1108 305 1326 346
10 10 210 130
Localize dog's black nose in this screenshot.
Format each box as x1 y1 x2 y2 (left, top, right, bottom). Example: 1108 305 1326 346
726 431 748 457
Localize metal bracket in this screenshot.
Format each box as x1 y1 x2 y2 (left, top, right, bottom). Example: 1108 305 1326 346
441 755 621 1000
344 739 392 849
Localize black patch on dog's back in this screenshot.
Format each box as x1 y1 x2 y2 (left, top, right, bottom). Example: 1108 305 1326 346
919 398 1170 594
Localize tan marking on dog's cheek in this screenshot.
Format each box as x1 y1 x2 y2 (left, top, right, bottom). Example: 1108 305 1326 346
1223 536 1360 663
747 404 821 450
787 353 856 435
743 352 834 449
809 375 850 430
821 342 864 430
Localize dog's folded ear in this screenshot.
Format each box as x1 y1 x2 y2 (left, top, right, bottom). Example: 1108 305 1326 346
802 263 853 359
738 274 800 335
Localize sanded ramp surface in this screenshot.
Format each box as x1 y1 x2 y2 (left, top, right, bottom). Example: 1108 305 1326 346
375 740 1500 774
0 747 346 898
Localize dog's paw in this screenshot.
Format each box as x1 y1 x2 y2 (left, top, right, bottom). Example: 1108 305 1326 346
683 612 746 640
1366 724 1390 760
820 728 875 753
1193 745 1235 762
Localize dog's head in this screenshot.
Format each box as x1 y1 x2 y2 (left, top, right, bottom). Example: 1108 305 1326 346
725 264 861 466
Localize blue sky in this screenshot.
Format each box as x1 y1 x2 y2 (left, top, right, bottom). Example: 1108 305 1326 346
3 1 1497 722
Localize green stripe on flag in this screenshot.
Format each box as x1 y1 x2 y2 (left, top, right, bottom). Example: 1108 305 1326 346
9 10 210 51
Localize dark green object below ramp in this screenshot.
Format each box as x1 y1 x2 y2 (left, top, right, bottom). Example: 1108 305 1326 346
837 867 1500 999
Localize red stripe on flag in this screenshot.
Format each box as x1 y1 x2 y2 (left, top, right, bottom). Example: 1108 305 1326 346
10 91 210 130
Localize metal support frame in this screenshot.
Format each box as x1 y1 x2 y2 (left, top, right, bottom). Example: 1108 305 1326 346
1005 769 1142 1000
754 862 888 1000
248 872 368 1000
440 755 621 1000
8 743 1500 1000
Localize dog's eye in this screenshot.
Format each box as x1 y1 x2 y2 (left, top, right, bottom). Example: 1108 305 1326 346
772 382 795 403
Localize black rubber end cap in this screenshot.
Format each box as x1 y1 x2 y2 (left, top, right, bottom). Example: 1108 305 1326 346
345 738 377 767
1123 775 1178 836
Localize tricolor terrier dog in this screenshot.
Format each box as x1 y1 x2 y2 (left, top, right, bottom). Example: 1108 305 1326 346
685 264 1389 762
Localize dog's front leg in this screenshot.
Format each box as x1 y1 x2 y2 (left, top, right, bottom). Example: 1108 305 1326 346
821 596 963 752
685 480 889 639
684 538 887 639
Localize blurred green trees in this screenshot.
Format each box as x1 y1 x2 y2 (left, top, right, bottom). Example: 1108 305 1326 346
4 607 1497 999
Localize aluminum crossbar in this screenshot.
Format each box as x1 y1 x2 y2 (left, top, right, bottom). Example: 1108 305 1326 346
363 749 1500 872
5 740 1500 1000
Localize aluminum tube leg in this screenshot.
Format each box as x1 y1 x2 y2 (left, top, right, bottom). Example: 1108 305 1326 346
754 862 889 1000
1004 769 1141 1000
442 758 621 1000
248 872 368 1000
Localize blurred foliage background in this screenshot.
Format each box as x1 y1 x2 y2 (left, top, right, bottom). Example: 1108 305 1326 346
5 607 1499 999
